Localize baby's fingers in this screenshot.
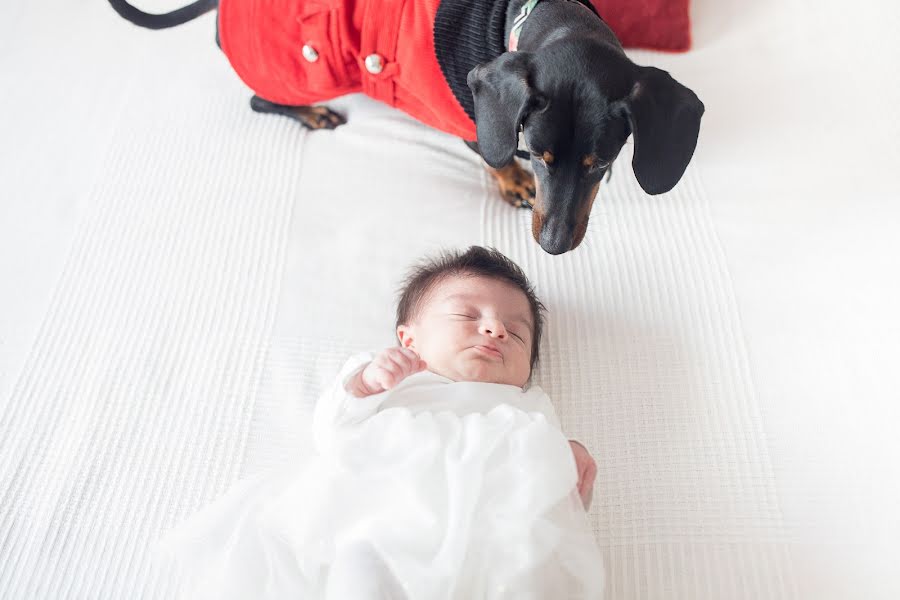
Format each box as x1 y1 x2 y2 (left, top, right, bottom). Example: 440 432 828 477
385 352 415 377
410 357 428 374
406 358 427 377
390 349 426 376
579 461 596 509
401 349 427 372
375 367 400 390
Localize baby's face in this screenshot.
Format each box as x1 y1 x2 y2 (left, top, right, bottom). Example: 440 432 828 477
397 275 534 387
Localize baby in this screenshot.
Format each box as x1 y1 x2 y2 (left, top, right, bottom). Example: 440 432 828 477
345 246 597 509
164 246 605 600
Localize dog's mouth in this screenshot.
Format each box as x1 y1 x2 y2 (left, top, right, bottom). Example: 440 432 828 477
531 182 598 255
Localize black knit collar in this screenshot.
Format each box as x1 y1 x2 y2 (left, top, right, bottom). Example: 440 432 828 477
433 0 511 135
433 0 600 139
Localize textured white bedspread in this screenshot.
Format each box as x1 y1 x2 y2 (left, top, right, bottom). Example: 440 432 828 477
1 0 898 598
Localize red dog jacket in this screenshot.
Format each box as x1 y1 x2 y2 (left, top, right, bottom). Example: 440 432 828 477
218 0 478 140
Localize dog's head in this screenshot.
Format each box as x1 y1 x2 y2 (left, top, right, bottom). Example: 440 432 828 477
468 41 704 255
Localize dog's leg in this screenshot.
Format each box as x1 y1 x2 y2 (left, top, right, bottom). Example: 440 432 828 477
465 140 535 209
250 95 346 130
487 162 536 209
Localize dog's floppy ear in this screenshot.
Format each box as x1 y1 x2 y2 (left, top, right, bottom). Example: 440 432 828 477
617 66 705 195
467 53 547 168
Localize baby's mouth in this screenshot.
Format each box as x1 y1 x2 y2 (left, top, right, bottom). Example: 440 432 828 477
472 344 503 360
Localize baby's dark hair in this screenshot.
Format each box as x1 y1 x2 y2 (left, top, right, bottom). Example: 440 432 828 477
395 246 546 370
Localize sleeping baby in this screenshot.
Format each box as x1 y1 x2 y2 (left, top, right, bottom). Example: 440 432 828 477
163 246 605 599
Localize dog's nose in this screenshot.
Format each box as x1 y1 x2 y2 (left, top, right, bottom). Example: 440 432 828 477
538 221 573 255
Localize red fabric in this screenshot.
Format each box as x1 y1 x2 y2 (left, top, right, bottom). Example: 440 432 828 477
591 0 692 51
218 0 477 140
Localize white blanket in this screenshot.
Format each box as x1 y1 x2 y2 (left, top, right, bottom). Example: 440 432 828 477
163 356 604 599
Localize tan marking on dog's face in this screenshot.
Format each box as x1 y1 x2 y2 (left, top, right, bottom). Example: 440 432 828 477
542 151 555 165
582 154 597 169
531 178 544 244
571 181 600 249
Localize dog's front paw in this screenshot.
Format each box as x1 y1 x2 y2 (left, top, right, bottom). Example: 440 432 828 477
488 162 535 209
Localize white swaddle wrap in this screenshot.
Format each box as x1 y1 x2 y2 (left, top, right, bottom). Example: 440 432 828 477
161 354 605 599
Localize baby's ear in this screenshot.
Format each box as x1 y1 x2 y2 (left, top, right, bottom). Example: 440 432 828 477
397 325 414 348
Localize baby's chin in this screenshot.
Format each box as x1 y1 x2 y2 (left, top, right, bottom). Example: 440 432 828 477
447 356 527 387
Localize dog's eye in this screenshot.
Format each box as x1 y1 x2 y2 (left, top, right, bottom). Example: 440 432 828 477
583 155 610 173
531 150 554 166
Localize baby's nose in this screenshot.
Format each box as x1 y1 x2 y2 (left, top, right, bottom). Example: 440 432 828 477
479 319 506 338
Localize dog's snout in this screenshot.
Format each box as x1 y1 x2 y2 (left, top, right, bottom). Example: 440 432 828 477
539 234 572 256
537 216 575 255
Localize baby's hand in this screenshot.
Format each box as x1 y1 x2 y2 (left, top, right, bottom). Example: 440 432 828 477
353 348 427 396
569 440 597 510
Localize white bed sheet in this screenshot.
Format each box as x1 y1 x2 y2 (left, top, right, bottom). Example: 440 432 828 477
1 0 898 598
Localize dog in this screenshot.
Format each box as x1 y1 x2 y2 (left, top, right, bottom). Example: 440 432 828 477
108 0 704 255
